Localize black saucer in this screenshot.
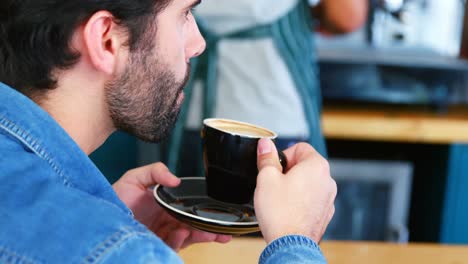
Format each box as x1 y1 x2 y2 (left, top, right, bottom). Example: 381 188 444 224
153 177 259 235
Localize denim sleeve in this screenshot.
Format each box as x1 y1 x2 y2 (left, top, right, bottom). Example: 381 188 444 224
98 232 183 264
259 235 327 264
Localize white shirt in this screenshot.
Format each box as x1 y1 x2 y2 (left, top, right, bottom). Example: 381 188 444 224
186 0 311 138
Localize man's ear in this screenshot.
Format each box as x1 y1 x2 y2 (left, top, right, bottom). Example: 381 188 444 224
82 11 125 75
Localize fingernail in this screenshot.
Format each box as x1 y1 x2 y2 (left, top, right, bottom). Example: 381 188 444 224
165 171 181 184
258 138 272 155
173 175 181 184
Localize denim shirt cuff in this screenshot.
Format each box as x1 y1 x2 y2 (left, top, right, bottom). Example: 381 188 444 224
259 235 325 263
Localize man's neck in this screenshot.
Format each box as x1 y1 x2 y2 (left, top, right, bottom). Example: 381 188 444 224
38 75 114 155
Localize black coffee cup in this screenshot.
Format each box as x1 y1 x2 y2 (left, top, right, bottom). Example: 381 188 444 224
201 118 287 204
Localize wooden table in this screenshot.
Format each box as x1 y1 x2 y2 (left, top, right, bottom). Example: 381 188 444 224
322 106 468 144
180 238 468 264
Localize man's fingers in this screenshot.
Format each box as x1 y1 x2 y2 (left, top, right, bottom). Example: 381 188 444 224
215 235 233 244
181 231 218 249
148 163 180 187
282 143 319 171
257 138 282 172
167 228 190 252
123 162 180 188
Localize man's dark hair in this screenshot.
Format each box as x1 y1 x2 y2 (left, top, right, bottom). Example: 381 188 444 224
0 0 171 95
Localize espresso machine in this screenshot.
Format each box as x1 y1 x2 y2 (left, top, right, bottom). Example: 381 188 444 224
317 0 468 108
369 0 464 57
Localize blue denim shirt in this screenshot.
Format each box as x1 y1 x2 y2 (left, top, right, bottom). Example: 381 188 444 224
0 82 326 264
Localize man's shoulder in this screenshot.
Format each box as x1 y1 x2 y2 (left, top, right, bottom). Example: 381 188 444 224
0 127 57 188
0 215 177 264
0 127 49 176
0 132 177 263
0 169 177 263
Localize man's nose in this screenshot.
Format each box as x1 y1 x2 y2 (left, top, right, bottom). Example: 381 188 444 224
187 23 206 59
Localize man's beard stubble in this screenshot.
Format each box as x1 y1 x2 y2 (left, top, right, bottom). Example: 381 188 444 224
105 48 190 143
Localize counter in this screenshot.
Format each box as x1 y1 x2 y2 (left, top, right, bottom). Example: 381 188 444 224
180 238 468 264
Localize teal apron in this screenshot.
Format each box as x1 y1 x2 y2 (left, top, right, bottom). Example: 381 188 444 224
166 0 326 173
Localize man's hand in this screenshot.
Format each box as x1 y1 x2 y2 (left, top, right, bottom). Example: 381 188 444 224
113 163 232 251
254 139 337 244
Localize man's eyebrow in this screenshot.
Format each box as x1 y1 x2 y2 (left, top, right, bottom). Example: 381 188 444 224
187 0 202 10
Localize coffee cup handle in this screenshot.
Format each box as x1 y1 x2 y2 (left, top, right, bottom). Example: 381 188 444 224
278 151 288 173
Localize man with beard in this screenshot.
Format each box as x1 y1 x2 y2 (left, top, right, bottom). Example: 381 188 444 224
0 0 336 263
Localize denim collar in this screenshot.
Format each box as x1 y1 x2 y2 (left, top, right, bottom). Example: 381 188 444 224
0 82 132 216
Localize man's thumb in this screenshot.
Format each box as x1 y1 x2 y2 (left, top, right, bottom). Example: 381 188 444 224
257 138 282 172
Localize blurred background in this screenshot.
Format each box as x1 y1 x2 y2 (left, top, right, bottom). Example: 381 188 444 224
91 0 468 245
